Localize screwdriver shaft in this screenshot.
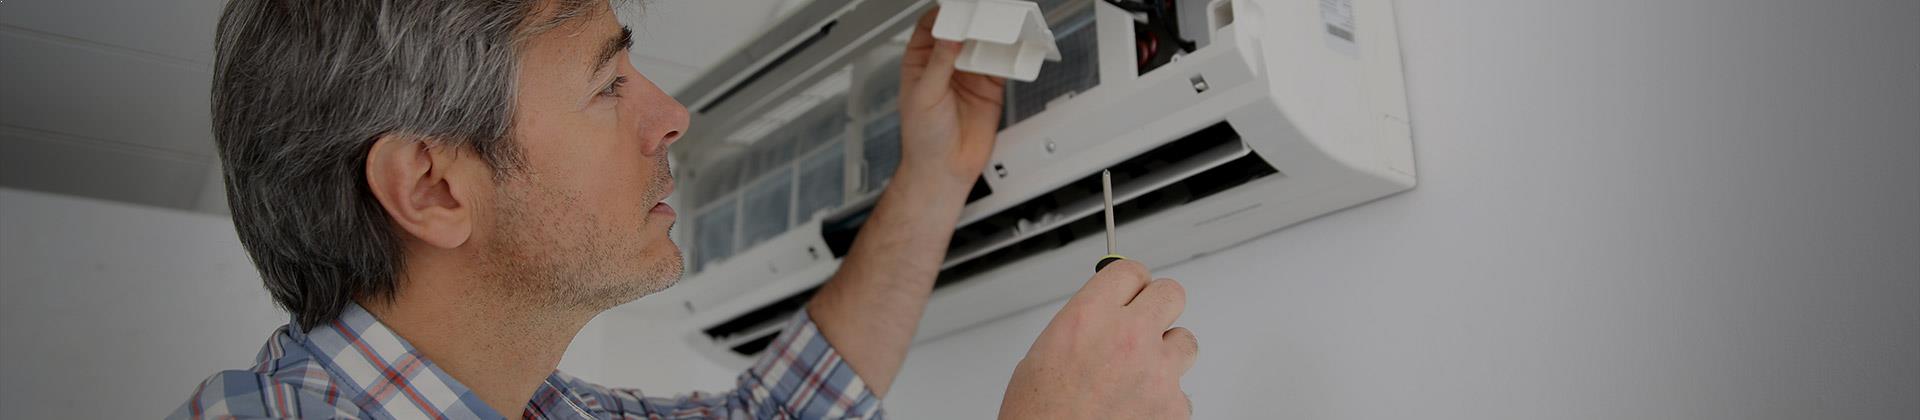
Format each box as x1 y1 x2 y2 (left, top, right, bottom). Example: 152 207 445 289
1103 170 1116 255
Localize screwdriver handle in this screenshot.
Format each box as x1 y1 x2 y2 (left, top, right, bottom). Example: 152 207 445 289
1095 254 1127 272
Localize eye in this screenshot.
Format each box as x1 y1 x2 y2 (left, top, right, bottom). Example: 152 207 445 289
598 75 628 98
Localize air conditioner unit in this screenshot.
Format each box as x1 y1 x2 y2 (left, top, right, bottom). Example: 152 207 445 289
627 0 1413 367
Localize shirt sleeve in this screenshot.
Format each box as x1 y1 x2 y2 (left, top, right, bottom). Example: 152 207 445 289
563 308 885 419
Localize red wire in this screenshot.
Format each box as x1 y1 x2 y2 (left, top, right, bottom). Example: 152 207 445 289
1138 36 1159 67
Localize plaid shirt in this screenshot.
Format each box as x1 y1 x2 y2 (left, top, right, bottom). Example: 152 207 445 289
168 303 883 419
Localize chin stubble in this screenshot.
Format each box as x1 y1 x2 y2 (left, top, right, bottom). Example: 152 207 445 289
487 168 683 314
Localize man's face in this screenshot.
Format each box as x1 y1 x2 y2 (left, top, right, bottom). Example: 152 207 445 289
479 2 689 312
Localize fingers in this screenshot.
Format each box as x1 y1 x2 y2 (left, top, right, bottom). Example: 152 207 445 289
911 40 964 102
904 7 938 67
1072 259 1152 308
1130 278 1187 329
954 72 1008 106
909 6 939 49
1162 326 1199 373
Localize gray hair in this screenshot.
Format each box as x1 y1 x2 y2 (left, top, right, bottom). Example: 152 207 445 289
212 0 606 329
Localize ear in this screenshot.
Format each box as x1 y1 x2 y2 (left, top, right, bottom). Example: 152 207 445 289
365 135 481 250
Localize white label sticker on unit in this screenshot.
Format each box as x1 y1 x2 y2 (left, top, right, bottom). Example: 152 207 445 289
1320 0 1359 57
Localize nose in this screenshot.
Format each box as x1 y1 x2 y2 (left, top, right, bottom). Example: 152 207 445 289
634 71 691 156
656 97 689 151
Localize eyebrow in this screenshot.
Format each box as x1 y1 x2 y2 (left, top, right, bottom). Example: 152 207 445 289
590 26 634 76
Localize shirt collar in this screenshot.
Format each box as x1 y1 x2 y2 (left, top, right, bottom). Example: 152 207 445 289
295 302 591 419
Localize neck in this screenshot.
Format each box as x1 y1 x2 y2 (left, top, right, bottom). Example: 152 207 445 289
359 255 595 416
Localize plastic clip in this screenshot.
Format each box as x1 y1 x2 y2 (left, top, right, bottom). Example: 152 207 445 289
932 0 1062 82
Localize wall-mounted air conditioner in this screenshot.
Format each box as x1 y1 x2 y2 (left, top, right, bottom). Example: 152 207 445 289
625 0 1413 367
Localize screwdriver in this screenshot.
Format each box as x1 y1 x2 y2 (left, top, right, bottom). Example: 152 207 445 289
1096 170 1128 272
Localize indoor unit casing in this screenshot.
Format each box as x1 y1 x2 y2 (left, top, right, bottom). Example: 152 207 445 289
627 0 1414 367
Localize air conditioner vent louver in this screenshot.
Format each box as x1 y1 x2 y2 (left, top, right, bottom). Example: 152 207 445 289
702 287 817 343
707 121 1276 357
728 334 781 356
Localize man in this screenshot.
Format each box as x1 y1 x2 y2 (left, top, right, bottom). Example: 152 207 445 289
175 1 1197 418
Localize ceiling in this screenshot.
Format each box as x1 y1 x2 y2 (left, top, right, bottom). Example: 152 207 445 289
0 0 805 214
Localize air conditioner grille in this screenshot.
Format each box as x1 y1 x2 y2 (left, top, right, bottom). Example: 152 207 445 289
709 121 1278 357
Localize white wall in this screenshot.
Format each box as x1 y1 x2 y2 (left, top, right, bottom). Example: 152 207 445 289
0 189 624 416
0 189 278 416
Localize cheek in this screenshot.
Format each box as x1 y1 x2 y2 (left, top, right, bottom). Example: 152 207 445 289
528 116 633 178
569 130 655 225
518 103 656 227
